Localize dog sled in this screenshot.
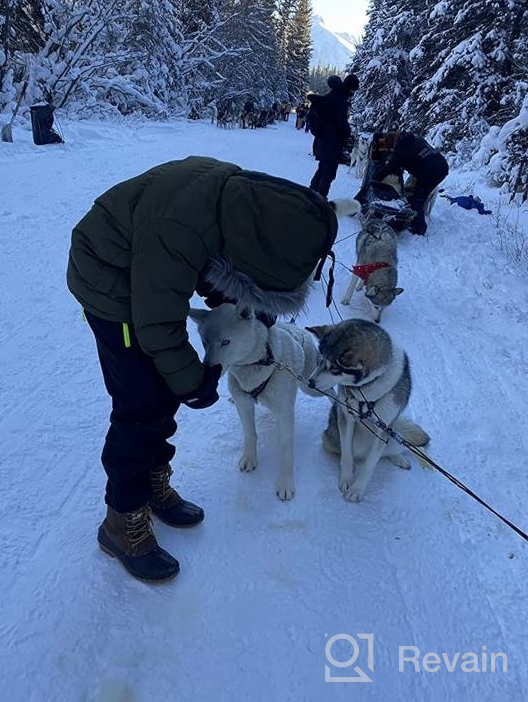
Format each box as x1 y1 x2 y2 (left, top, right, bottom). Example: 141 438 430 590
354 137 437 230
355 142 414 228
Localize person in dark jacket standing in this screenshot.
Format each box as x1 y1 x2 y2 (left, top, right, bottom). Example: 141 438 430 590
308 74 359 198
67 156 338 582
374 130 449 235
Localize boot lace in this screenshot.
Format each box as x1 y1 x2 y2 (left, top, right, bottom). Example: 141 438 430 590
125 506 154 548
152 465 175 504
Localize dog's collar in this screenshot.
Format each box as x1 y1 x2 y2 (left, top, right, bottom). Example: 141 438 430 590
352 262 390 282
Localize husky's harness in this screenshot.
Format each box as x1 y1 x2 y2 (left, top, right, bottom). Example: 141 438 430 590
343 386 377 419
352 261 390 282
246 343 275 400
333 363 379 419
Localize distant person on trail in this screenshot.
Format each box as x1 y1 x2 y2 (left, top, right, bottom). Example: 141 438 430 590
308 74 359 198
374 130 449 235
67 157 338 583
295 103 307 130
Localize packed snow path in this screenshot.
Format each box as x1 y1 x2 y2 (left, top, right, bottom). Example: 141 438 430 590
1 120 527 702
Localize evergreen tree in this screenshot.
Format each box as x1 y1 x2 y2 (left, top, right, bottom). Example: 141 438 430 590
0 0 313 120
350 0 426 131
309 64 339 94
403 0 528 156
276 0 312 103
353 0 528 191
284 0 312 103
212 0 286 108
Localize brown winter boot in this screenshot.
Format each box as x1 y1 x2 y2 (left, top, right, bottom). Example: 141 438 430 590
98 505 179 582
150 465 205 528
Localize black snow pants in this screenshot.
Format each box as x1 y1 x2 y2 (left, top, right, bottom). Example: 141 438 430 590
310 135 342 198
310 158 340 198
85 312 180 513
409 154 449 234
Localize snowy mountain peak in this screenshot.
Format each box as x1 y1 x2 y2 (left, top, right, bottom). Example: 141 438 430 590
311 14 356 70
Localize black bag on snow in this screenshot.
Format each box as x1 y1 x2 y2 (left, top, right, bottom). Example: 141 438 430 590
30 103 63 145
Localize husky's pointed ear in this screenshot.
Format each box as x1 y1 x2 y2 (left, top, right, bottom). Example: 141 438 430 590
235 303 254 321
394 287 404 296
305 324 332 340
365 285 379 299
329 198 362 218
189 308 209 323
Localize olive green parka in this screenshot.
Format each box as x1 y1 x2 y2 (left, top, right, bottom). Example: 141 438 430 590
67 156 337 396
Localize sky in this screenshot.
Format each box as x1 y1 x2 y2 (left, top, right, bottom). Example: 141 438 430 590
312 0 369 38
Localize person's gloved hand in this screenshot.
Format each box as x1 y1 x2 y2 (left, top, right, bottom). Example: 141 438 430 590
181 364 222 410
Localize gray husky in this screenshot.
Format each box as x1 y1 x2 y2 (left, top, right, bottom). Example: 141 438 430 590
341 218 403 322
307 319 429 502
190 303 319 500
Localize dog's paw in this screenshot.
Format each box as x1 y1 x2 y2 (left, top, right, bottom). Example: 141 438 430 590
238 454 257 472
388 454 411 470
341 298 350 306
276 477 295 501
344 486 366 503
339 475 354 493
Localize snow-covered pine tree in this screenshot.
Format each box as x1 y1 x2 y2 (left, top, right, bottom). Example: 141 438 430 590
276 0 312 104
1 0 312 119
90 0 186 117
403 0 528 160
23 0 136 111
0 0 17 107
1 0 45 108
350 0 427 131
284 0 312 103
211 0 286 109
476 0 528 194
309 64 339 94
275 0 295 80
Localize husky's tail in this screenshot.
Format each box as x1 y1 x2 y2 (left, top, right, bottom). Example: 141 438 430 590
393 417 430 447
329 198 362 218
322 409 431 461
322 404 341 456
393 417 432 470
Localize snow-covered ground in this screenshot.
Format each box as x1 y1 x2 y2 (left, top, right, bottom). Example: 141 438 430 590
1 119 528 702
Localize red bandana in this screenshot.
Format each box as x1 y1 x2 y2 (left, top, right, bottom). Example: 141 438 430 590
352 262 391 282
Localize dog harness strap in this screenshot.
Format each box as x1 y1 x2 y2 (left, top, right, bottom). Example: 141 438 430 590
314 251 336 308
344 387 377 419
352 261 390 282
257 343 274 367
358 400 376 419
243 343 275 400
249 374 273 401
325 252 336 308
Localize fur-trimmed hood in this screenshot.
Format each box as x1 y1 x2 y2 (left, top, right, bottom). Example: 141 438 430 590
205 257 312 316
207 169 338 315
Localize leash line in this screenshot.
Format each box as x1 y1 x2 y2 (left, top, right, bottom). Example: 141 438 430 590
335 232 357 246
401 441 528 543
273 360 528 544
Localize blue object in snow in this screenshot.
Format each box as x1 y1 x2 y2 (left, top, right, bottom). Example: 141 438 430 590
444 194 492 215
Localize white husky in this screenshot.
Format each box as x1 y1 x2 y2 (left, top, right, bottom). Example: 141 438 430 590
190 303 319 500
